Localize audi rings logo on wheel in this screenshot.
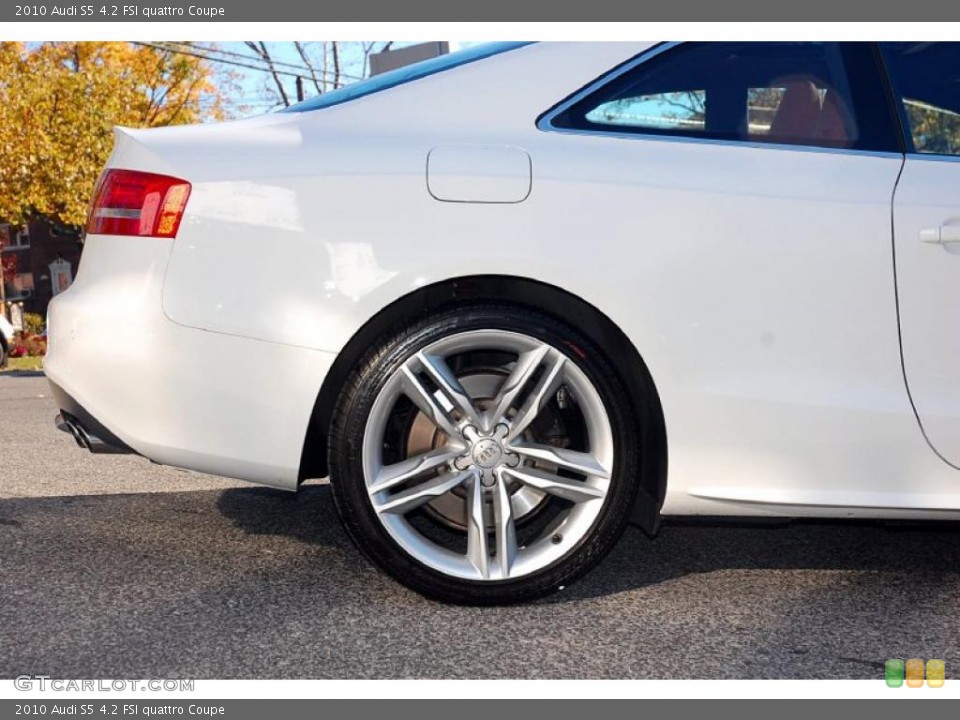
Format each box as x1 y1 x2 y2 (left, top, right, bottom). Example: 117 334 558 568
472 440 503 468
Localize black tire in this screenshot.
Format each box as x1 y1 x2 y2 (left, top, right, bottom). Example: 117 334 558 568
328 304 649 604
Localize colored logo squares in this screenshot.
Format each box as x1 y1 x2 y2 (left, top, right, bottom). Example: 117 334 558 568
885 659 904 687
927 659 946 688
885 658 945 687
906 658 925 687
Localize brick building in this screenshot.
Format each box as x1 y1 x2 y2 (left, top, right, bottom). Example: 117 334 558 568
1 220 83 319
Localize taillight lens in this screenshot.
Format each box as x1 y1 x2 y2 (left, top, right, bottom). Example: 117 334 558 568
86 169 192 238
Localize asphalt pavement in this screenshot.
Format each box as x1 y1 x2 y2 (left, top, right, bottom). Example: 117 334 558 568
2 371 960 679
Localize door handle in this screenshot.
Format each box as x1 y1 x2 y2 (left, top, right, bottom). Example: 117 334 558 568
921 226 960 244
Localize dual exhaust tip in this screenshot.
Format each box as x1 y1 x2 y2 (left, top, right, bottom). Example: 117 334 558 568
55 412 129 455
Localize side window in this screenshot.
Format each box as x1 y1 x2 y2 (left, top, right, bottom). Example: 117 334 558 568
880 42 960 156
551 42 866 150
585 89 707 132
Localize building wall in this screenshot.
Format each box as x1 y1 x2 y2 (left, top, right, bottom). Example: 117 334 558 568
1 220 83 319
369 42 449 75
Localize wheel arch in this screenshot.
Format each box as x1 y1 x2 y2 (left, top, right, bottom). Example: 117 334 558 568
298 274 667 533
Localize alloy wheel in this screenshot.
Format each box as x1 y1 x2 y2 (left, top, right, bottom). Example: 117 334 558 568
361 329 615 581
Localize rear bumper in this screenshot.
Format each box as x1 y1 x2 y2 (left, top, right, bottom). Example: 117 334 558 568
50 380 135 455
44 234 337 489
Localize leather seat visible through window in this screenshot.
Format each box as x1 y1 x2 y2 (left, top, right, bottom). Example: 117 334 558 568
817 90 850 143
769 78 821 140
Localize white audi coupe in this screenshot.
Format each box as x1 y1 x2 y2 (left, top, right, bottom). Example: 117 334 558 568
46 41 960 603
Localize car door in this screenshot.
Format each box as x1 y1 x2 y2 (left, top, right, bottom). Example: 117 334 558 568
882 42 960 469
537 42 919 510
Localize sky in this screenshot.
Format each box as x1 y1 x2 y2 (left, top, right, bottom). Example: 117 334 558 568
199 41 472 117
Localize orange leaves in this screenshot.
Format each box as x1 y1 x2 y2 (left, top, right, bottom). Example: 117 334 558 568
0 41 227 228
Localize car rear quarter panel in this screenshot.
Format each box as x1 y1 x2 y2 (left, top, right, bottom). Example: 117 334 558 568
158 42 647 354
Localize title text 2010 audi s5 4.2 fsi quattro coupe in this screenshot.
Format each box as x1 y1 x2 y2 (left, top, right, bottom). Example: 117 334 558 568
46 41 960 603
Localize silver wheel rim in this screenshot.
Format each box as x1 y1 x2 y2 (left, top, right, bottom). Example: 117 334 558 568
362 329 614 581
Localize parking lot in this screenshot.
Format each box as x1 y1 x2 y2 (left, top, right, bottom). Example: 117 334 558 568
2 371 959 679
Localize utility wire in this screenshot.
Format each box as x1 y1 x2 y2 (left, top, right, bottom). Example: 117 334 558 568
133 41 310 79
161 40 365 82
135 41 366 84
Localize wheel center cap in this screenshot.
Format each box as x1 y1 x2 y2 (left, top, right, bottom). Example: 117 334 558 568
471 438 504 469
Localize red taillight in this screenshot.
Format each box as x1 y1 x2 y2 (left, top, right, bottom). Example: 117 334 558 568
86 169 192 238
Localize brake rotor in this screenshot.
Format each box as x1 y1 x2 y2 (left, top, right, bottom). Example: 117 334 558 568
404 371 549 531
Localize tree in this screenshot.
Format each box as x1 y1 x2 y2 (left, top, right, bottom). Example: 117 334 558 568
246 41 395 109
1 251 16 313
244 41 291 106
1 252 16 279
0 42 228 229
905 100 960 155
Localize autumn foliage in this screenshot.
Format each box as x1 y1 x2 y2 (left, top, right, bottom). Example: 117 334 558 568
0 253 16 284
0 42 227 228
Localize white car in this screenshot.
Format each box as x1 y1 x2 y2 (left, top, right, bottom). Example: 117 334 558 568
0 313 13 367
46 41 960 604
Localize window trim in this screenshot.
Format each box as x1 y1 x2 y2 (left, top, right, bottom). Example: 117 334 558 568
14 227 30 249
538 41 903 159
49 258 73 297
872 42 912 156
0 223 30 250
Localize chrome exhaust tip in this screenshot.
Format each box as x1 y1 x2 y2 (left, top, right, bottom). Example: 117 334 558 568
55 411 129 454
56 412 90 450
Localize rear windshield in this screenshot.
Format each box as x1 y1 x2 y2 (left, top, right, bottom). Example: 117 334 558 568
281 42 532 113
